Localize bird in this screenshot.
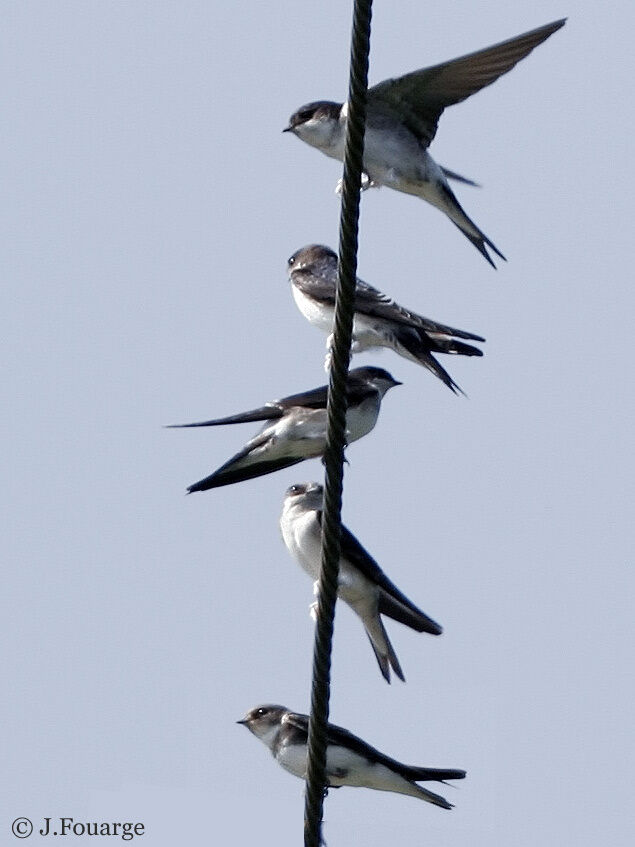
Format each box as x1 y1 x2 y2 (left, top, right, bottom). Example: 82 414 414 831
238 704 465 808
280 482 442 682
284 19 566 267
167 366 401 492
287 243 484 393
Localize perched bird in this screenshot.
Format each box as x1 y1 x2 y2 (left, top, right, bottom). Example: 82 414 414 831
284 19 566 267
280 482 442 683
287 243 484 393
168 367 400 492
238 704 465 808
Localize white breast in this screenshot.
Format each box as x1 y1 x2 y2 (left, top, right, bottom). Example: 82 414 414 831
291 285 335 333
280 507 323 580
345 395 380 443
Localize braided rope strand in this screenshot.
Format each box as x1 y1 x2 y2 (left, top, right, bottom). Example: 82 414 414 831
303 2 374 845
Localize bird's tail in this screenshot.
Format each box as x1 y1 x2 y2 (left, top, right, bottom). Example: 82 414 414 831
364 618 405 684
427 336 483 357
407 783 456 809
395 333 464 395
441 166 480 187
395 326 484 394
396 766 465 807
438 182 506 268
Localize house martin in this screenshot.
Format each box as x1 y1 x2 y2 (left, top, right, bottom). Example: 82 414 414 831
280 482 442 683
238 704 465 808
287 243 484 393
168 367 400 492
284 19 566 267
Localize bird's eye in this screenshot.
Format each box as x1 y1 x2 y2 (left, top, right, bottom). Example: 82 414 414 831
288 255 295 266
298 109 315 122
288 484 302 495
256 707 269 717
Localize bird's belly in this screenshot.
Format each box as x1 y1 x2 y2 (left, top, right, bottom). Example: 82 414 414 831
277 742 308 779
337 563 375 609
273 410 327 457
330 757 407 794
364 134 438 197
326 747 397 789
363 128 422 180
352 316 393 351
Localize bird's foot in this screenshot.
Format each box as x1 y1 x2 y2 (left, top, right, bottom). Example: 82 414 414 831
334 173 375 195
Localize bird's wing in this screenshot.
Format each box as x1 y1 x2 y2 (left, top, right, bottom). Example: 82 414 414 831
276 382 330 411
319 516 429 620
291 270 337 307
282 711 309 740
354 280 485 341
285 711 459 785
294 266 484 341
186 426 304 493
187 454 305 493
166 403 283 428
368 19 565 146
284 712 388 767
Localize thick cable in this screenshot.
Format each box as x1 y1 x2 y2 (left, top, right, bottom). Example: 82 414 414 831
303 2 374 845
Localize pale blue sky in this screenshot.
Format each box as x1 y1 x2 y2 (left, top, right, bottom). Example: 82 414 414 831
3 2 633 845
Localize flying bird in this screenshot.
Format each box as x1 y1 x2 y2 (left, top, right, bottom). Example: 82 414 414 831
287 243 484 393
238 704 465 808
280 482 442 682
168 367 400 492
284 19 566 267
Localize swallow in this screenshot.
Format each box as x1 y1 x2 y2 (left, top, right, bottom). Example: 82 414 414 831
280 482 442 682
287 243 484 392
284 19 566 267
168 367 401 492
238 704 465 808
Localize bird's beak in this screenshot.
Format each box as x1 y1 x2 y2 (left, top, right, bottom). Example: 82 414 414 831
236 719 248 725
282 125 293 133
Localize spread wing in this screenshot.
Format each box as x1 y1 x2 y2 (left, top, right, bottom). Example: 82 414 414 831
368 19 565 146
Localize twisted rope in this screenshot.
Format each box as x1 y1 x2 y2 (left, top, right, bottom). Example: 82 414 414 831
303 2 374 845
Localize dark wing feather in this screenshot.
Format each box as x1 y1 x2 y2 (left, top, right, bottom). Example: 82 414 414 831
355 280 485 341
187 456 305 492
187 448 305 492
291 270 337 307
285 712 463 785
282 711 310 739
295 269 484 341
402 765 466 783
378 592 442 636
332 520 437 630
276 382 330 411
369 19 565 145
166 404 283 428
